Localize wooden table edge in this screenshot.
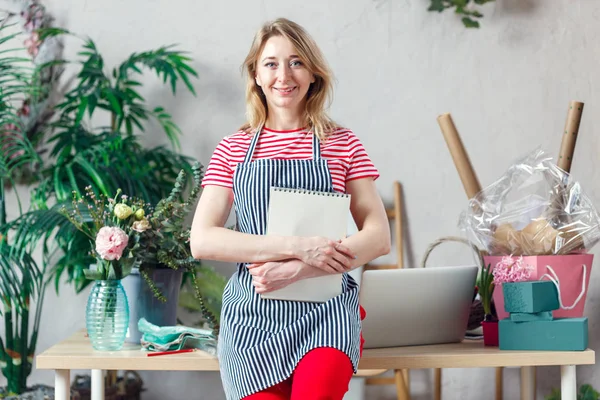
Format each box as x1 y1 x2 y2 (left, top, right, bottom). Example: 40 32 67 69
35 329 595 372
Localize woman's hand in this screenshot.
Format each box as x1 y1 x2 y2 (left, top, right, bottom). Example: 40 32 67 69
292 237 356 274
247 259 329 294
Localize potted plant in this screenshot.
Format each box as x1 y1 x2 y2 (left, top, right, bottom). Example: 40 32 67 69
123 162 222 341
479 255 536 346
3 27 201 296
0 4 66 397
0 26 210 395
477 262 498 346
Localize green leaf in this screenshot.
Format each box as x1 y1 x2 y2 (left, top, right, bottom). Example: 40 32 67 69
428 0 445 12
455 6 466 15
580 384 600 400
462 17 480 28
87 94 98 117
75 96 88 125
83 270 103 280
103 89 122 117
36 27 71 41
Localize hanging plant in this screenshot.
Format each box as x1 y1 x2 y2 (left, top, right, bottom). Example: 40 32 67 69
0 0 64 186
428 0 495 28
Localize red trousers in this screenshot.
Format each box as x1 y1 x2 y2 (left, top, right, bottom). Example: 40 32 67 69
243 305 367 400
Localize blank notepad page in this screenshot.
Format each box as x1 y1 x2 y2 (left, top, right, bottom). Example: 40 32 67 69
261 187 351 302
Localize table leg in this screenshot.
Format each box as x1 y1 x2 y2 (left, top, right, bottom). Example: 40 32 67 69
495 367 503 400
55 369 70 400
393 369 409 400
91 369 105 400
560 365 576 400
520 367 535 400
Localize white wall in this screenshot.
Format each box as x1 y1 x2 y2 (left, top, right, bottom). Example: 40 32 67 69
2 0 600 398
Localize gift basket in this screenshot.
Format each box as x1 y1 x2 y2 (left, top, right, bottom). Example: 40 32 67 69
458 147 600 258
435 101 600 337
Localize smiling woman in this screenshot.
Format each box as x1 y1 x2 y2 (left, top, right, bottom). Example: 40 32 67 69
254 36 315 124
239 19 336 140
190 17 390 400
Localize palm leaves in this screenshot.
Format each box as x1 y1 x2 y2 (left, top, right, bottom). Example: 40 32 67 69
56 38 198 149
0 24 45 222
8 29 200 294
0 23 49 395
0 243 42 395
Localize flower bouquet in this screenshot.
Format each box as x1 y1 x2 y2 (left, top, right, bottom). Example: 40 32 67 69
61 186 151 280
60 187 152 350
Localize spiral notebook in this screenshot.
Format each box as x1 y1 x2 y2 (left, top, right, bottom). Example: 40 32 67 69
261 187 351 302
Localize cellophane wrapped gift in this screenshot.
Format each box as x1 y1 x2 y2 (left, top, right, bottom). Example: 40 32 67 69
458 148 600 257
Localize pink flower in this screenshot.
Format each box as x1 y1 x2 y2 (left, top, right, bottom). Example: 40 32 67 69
95 226 129 261
18 103 30 117
24 32 41 57
492 255 534 284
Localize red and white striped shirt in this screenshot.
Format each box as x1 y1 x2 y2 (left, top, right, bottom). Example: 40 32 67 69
202 127 379 193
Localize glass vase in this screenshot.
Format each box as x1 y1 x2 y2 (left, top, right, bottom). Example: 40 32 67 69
86 280 130 351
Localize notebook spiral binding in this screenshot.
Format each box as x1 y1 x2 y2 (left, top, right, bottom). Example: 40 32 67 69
272 187 349 198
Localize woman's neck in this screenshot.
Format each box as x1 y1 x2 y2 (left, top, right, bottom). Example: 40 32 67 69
265 108 306 131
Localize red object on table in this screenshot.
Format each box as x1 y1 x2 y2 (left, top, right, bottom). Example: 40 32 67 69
146 348 196 357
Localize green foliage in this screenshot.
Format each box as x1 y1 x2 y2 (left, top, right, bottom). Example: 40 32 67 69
0 242 42 396
139 162 204 272
0 23 46 223
428 0 495 28
134 162 222 334
545 384 600 400
179 265 227 327
476 263 495 318
0 21 50 395
2 28 200 293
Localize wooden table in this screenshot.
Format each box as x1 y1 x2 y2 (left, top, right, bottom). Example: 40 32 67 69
37 330 595 400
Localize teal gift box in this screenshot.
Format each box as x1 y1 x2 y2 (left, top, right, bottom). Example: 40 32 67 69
503 281 559 313
509 311 553 322
499 318 588 351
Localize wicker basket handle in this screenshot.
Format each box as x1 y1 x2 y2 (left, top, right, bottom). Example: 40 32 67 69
420 236 485 269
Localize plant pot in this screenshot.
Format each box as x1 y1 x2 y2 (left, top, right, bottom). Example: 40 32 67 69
482 320 499 347
121 268 183 344
86 280 130 351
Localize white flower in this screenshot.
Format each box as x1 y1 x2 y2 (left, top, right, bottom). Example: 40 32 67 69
132 219 151 232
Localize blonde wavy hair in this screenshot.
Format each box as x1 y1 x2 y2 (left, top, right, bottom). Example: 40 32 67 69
239 18 338 140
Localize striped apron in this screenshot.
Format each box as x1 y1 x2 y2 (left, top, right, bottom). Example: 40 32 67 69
217 127 362 399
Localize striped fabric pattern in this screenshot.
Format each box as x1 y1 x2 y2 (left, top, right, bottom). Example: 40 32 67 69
217 129 362 400
202 127 379 193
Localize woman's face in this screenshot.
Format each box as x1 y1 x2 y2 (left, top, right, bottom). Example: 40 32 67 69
255 35 315 116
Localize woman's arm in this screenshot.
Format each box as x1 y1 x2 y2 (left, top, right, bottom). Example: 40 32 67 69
190 185 356 270
341 177 391 270
248 177 391 292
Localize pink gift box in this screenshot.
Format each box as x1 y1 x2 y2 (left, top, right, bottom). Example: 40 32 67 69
484 254 593 320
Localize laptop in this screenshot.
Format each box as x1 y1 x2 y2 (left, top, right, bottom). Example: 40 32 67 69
358 266 478 349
